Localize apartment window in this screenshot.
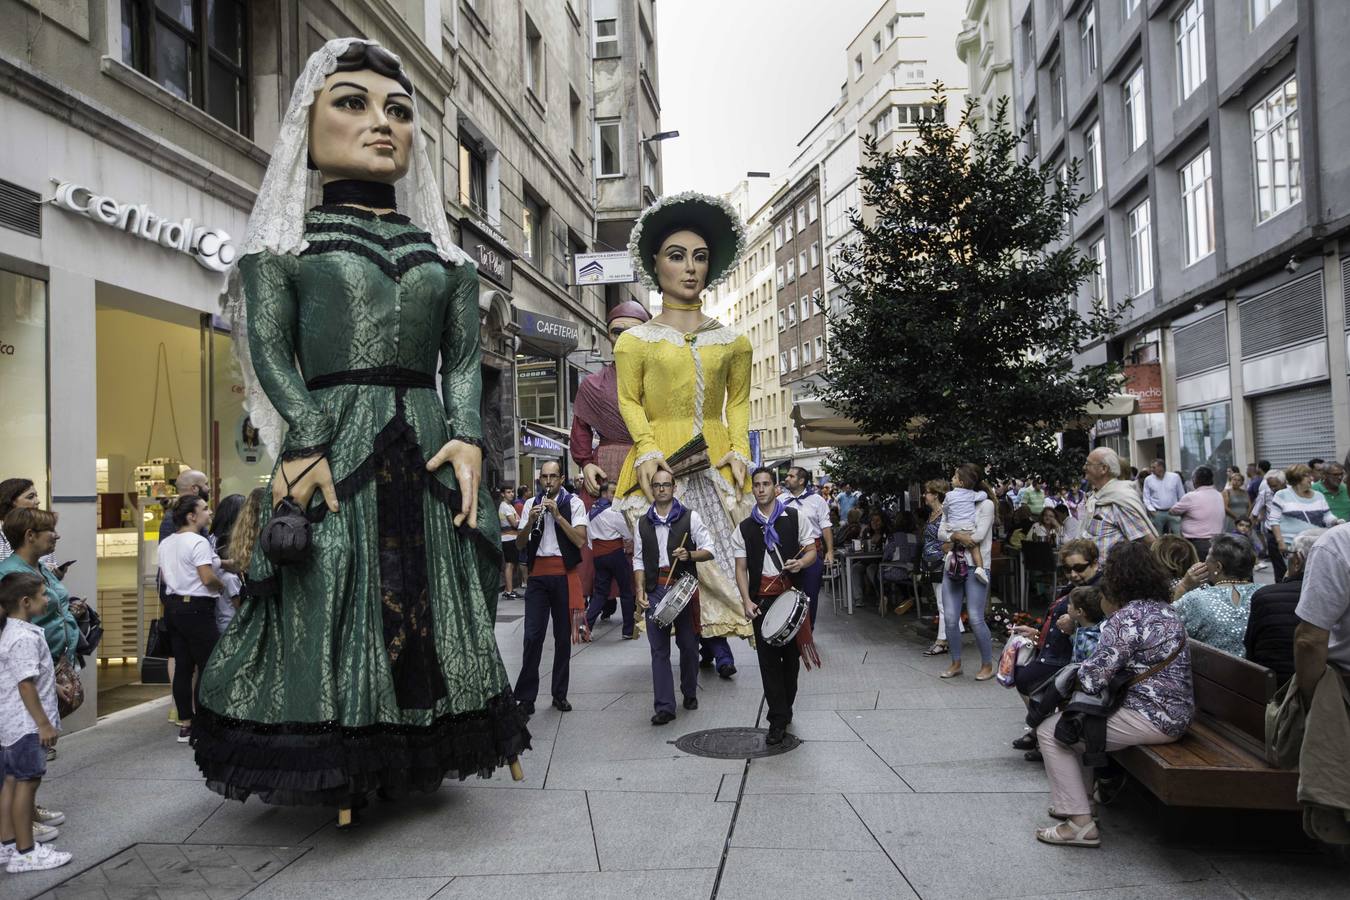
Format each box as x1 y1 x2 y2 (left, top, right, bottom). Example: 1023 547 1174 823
784 217 794 241
808 197 819 222
885 17 896 43
825 183 858 241
1085 120 1103 195
1180 147 1215 265
1089 239 1108 310
642 146 658 195
1126 199 1153 296
809 242 820 268
800 297 811 321
801 341 812 365
1124 66 1147 152
777 309 786 331
854 54 863 78
779 351 788 373
594 17 619 58
1020 14 1035 72
597 119 622 176
564 232 584 293
872 107 894 141
787 304 797 326
786 258 795 282
798 251 808 275
1080 6 1097 76
568 89 583 157
525 15 545 97
119 0 250 133
1252 0 1283 27
789 347 799 370
1049 57 1065 125
1056 162 1069 222
458 131 488 217
1026 103 1040 158
814 335 824 360
795 206 805 231
774 225 783 248
1251 76 1301 222
1175 0 1206 102
776 267 785 290
1124 0 1141 17
872 33 882 59
522 193 545 262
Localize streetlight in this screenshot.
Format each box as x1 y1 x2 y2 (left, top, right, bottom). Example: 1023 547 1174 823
642 130 680 143
747 171 771 178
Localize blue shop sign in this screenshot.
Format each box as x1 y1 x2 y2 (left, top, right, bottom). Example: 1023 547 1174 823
515 309 579 350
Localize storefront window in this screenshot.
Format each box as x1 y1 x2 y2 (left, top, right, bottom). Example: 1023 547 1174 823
1179 401 1233 477
210 319 274 499
0 271 49 502
517 356 559 425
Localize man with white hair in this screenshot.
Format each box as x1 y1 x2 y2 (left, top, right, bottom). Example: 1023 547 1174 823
1081 447 1156 562
158 470 210 542
1256 469 1288 582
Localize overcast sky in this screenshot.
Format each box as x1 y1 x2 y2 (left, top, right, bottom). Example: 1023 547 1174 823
655 0 887 208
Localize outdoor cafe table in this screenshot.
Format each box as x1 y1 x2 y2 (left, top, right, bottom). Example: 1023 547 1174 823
836 549 881 615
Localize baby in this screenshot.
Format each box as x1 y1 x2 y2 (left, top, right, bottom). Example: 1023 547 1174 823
942 471 989 585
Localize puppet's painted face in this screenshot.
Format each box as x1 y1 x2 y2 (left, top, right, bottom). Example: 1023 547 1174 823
309 68 414 184
606 315 645 348
654 230 710 303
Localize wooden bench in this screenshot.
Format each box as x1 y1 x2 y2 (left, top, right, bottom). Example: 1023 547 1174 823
1111 640 1299 811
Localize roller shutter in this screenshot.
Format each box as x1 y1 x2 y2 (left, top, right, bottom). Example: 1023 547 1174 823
1251 383 1336 469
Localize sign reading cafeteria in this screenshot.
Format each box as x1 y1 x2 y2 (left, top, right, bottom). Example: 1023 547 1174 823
49 179 237 272
515 309 579 349
573 251 635 285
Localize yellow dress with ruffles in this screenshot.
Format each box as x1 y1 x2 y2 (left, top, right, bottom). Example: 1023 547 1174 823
614 319 754 639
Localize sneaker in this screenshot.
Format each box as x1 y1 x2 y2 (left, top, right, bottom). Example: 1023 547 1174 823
31 822 58 843
177 724 192 743
45 746 56 762
0 844 13 864
974 567 990 586
35 806 65 827
6 843 72 873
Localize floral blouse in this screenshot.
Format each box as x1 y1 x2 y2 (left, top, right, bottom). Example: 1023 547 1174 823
1173 582 1263 659
1079 599 1194 737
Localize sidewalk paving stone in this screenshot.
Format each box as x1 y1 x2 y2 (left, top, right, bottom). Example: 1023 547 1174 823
716 848 919 899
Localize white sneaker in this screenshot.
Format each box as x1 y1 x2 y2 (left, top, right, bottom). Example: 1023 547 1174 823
0 844 13 864
32 822 58 842
35 806 65 827
6 843 72 873
974 567 990 586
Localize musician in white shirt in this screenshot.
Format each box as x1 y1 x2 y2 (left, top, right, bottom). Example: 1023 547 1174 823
634 473 714 726
735 468 816 745
512 461 588 717
584 483 637 638
781 466 831 624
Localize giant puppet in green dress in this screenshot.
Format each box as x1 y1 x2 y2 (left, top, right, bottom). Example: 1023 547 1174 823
191 38 529 815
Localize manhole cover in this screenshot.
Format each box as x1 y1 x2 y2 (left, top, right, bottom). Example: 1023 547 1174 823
673 727 801 759
38 843 307 899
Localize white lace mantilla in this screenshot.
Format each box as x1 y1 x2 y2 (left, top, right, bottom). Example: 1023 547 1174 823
220 36 471 457
623 320 742 349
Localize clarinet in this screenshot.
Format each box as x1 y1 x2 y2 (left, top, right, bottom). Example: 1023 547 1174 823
531 486 554 540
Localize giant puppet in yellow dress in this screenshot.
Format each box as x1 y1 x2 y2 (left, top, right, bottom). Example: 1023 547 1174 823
614 192 754 638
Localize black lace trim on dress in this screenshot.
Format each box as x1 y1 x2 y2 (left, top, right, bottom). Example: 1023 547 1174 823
299 240 445 281
322 180 397 210
281 444 329 462
303 220 433 251
190 691 532 807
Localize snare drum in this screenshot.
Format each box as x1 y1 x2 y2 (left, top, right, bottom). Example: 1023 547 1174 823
760 588 808 647
650 574 699 629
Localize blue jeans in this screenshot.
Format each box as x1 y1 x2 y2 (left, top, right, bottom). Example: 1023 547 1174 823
942 568 992 666
700 636 734 668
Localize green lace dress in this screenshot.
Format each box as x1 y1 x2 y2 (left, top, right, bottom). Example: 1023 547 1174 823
193 205 530 807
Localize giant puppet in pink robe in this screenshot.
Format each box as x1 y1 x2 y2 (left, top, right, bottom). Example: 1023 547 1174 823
570 300 650 603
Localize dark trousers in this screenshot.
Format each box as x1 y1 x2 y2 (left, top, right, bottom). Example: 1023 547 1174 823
1188 537 1212 562
166 596 219 721
586 549 636 634
515 573 571 704
1265 529 1287 582
753 593 800 727
798 554 824 626
645 583 700 714
700 636 734 668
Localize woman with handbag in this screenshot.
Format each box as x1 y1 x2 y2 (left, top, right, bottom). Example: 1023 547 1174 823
1033 540 1193 848
157 496 224 743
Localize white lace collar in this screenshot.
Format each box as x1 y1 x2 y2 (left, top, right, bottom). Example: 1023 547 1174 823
623 319 742 348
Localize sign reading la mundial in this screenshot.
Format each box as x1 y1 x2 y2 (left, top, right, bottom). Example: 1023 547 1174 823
50 179 238 273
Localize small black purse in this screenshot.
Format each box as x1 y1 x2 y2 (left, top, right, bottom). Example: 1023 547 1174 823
260 455 326 566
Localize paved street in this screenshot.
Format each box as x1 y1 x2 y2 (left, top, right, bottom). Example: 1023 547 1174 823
12 596 1349 900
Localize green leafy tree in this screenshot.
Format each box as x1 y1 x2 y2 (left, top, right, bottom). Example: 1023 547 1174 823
821 92 1124 491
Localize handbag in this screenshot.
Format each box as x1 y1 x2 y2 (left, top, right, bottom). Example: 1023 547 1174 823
74 603 104 656
141 615 171 684
996 634 1037 688
54 654 85 717
261 455 327 566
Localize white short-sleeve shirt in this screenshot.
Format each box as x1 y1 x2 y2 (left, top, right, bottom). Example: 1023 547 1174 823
589 506 632 544
0 618 59 745
158 531 220 597
781 490 829 541
732 509 816 576
633 508 713 571
521 493 589 557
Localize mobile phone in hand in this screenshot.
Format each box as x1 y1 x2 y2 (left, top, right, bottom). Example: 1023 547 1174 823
57 560 77 572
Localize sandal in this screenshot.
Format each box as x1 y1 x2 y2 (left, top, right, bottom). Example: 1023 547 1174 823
1035 819 1100 848
1048 805 1095 820
923 641 949 656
